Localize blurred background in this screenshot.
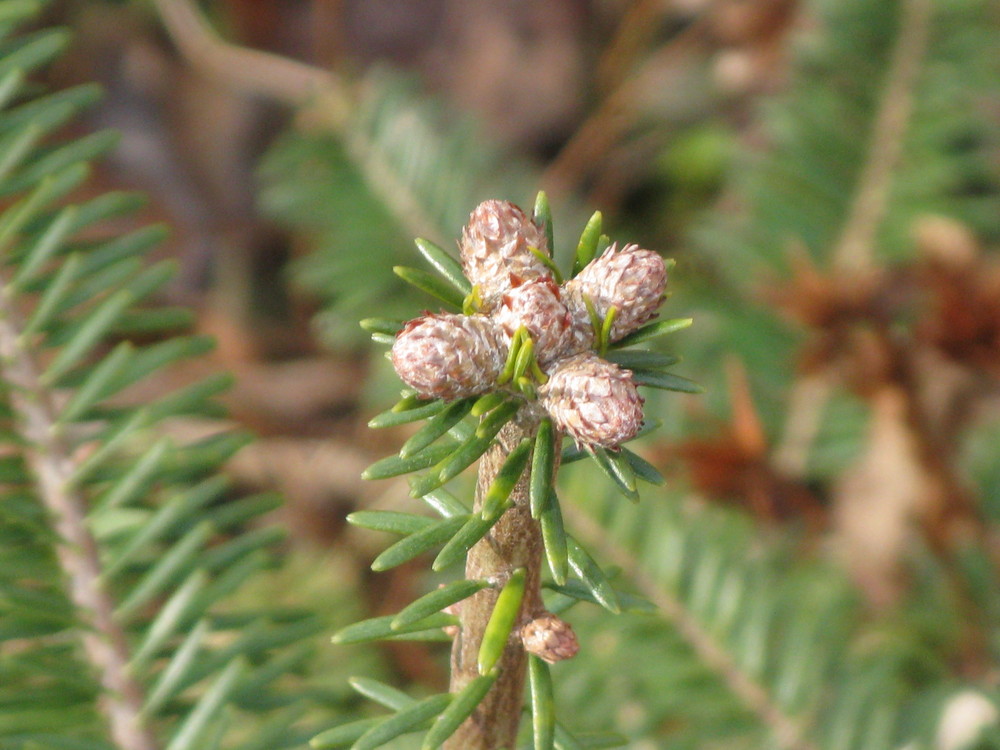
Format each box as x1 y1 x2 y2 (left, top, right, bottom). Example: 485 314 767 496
37 0 1000 746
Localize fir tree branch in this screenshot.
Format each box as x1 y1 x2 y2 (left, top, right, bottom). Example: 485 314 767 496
340 122 449 246
565 503 820 750
445 418 547 750
777 0 934 474
831 0 933 273
0 287 158 750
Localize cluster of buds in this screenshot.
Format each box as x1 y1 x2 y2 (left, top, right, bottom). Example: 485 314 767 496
390 200 668 449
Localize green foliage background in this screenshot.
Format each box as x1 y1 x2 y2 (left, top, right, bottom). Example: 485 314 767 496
2 0 1000 748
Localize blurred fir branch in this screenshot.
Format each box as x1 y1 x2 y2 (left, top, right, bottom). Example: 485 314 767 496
633 0 1000 744
258 71 560 349
0 2 337 748
151 0 575 346
680 0 1000 464
556 462 1000 750
692 0 1000 284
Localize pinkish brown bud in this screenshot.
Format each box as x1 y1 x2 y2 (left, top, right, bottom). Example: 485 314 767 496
460 200 551 297
391 313 506 400
539 352 644 448
564 243 667 342
494 277 579 365
521 613 579 663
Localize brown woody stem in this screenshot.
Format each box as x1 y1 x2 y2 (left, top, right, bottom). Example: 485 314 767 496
0 287 158 750
444 416 547 749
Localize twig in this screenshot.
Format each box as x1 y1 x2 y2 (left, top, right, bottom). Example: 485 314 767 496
0 288 158 750
339 111 449 245
594 0 671 95
831 0 933 272
777 0 933 470
152 0 446 244
152 0 347 112
565 504 820 750
772 371 834 478
540 9 712 199
444 419 546 750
